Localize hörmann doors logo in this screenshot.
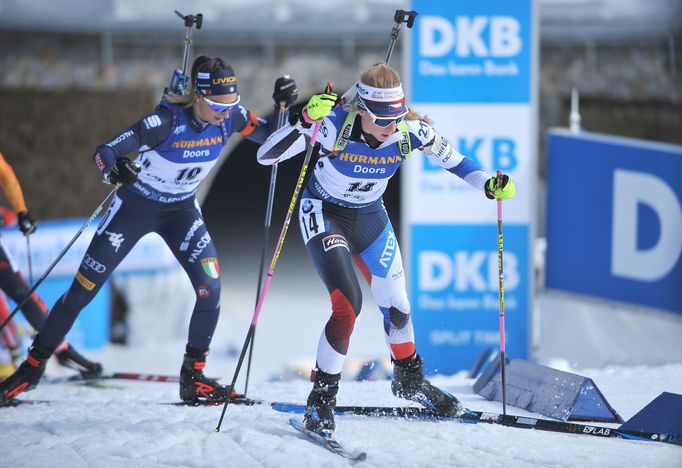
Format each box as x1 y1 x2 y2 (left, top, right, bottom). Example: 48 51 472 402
411 0 532 103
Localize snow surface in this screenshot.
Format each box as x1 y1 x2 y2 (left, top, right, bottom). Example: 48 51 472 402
2 260 681 467
1 355 681 467
2 325 682 466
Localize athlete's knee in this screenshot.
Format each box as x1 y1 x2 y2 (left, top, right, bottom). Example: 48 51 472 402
330 285 362 319
387 306 411 329
383 295 411 329
53 294 82 318
194 280 220 311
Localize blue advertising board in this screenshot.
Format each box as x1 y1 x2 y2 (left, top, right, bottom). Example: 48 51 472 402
405 0 536 374
1 216 183 348
546 130 682 314
411 0 532 103
411 224 529 374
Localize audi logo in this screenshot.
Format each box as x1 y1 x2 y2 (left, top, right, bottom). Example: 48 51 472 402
83 254 106 273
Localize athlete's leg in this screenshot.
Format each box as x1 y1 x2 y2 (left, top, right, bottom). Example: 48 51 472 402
157 200 221 352
38 192 151 349
300 197 362 376
352 208 415 361
0 238 49 330
0 192 153 401
353 207 462 416
157 200 228 402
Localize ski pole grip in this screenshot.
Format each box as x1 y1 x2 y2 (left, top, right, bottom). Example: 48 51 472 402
174 10 203 29
394 10 418 28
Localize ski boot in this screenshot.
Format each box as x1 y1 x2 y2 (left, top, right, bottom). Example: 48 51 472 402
391 354 463 416
303 368 340 437
0 341 52 405
179 345 232 404
55 343 103 378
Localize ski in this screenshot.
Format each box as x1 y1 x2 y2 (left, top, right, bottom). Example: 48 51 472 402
1 398 53 407
273 404 679 446
462 409 680 446
164 395 260 407
43 371 226 385
289 417 367 462
272 402 439 418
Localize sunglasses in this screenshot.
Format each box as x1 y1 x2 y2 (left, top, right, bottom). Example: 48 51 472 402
361 104 407 128
198 90 241 112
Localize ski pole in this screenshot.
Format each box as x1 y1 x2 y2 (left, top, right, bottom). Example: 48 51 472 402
242 99 292 389
495 170 508 416
339 9 417 105
385 10 417 64
167 10 203 96
243 102 289 397
0 188 117 332
25 233 34 285
215 83 334 432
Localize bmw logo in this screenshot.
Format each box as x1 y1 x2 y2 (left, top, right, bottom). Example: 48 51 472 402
302 199 313 213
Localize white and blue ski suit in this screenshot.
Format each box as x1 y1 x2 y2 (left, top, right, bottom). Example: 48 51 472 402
257 107 490 375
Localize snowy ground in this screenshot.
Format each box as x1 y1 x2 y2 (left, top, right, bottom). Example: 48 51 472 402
1 354 681 468
2 254 681 467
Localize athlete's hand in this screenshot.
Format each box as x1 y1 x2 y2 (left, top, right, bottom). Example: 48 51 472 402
485 173 516 200
105 158 140 185
273 75 298 109
17 211 37 235
303 92 337 122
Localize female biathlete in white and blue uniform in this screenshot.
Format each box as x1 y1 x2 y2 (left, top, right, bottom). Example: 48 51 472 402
257 63 516 435
0 56 298 405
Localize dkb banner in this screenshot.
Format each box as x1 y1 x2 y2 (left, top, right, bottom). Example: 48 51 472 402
404 0 537 374
546 130 682 314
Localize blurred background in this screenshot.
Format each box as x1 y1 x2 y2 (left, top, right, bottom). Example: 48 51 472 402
0 0 680 379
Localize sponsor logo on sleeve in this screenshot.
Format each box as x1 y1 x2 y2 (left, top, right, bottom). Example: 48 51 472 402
143 114 162 129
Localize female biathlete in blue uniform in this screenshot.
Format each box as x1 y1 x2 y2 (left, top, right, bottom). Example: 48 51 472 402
257 63 515 436
0 56 298 404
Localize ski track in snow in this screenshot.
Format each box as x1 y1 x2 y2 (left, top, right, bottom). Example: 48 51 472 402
1 354 681 468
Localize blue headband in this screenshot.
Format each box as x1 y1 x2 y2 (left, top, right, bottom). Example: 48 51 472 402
195 68 238 96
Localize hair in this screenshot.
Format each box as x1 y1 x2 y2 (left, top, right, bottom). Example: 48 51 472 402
163 55 233 106
351 62 432 124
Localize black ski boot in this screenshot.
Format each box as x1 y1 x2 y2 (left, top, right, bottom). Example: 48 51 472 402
55 344 103 378
304 369 340 437
179 345 231 403
391 354 463 416
0 341 52 405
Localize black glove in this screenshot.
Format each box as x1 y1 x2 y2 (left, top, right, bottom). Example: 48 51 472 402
17 211 37 235
106 158 140 185
273 75 298 109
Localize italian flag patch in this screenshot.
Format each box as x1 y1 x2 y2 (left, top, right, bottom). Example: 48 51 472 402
201 257 220 278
